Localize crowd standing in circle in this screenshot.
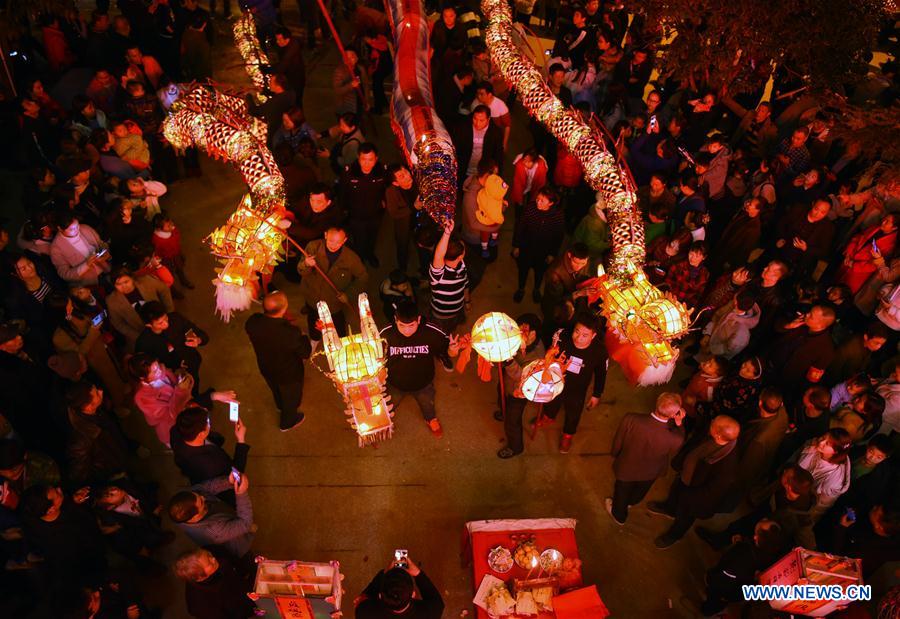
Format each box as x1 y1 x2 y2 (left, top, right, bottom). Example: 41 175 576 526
0 0 898 617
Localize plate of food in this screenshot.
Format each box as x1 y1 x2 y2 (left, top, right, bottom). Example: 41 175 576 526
487 546 513 573
514 540 540 570
539 548 564 573
485 582 516 617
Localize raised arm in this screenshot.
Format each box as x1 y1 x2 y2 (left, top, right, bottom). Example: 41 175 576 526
431 220 454 270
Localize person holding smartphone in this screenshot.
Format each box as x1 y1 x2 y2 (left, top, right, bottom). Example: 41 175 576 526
53 308 131 412
837 213 899 295
49 212 111 286
136 301 209 396
354 551 445 618
170 405 250 494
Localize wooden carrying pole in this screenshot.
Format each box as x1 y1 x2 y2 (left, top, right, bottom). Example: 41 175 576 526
283 235 341 296
497 362 507 421
313 0 366 103
530 404 545 440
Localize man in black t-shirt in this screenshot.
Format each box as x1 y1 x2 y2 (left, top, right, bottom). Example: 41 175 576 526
537 312 608 454
380 301 459 438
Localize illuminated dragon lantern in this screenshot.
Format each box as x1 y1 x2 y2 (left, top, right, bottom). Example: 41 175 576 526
481 0 690 385
386 0 457 226
161 15 286 321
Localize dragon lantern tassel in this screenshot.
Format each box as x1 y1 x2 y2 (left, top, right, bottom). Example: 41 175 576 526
481 0 691 385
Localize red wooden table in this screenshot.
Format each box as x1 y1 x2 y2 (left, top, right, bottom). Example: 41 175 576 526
465 518 597 619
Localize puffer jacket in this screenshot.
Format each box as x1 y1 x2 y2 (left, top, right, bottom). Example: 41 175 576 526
460 174 498 243
705 303 761 359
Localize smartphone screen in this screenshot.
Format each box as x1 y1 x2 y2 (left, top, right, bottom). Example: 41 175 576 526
231 466 241 485
228 400 240 422
394 549 408 568
92 312 104 327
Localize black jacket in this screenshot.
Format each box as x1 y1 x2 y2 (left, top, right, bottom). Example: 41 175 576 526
273 38 306 94
66 407 132 486
22 497 107 578
288 199 346 245
356 569 444 619
513 201 566 260
171 425 250 485
339 160 388 220
248 89 297 139
184 549 257 619
135 311 208 377
245 313 311 383
450 119 504 181
679 440 741 518
434 74 474 127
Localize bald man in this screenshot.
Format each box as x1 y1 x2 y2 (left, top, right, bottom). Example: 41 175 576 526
648 415 741 548
245 291 312 431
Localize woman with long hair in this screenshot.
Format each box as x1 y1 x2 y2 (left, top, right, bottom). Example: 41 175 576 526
797 428 853 516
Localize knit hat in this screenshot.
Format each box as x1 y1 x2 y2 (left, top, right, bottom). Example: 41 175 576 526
476 174 508 226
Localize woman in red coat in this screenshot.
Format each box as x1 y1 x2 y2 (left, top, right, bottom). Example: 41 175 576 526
838 214 899 294
509 148 548 212
552 142 584 189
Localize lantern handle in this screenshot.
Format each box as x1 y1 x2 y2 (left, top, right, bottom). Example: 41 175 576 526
551 329 563 349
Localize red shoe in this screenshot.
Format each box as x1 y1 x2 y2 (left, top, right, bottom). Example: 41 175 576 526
559 433 573 454
428 418 444 438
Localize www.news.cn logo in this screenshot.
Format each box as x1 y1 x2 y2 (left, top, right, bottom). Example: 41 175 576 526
742 584 872 602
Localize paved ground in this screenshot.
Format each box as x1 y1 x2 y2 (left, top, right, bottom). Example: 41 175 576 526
1 7 736 618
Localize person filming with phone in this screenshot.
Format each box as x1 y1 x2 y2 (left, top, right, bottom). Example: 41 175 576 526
135 301 209 395
49 212 112 286
170 404 250 500
354 550 444 618
167 468 256 560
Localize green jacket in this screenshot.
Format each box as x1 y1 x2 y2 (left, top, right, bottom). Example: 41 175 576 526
297 240 368 311
573 210 610 258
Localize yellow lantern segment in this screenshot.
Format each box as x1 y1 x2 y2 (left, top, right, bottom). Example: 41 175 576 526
470 312 523 364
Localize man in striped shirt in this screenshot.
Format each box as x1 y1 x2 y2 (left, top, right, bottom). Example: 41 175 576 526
428 222 470 333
